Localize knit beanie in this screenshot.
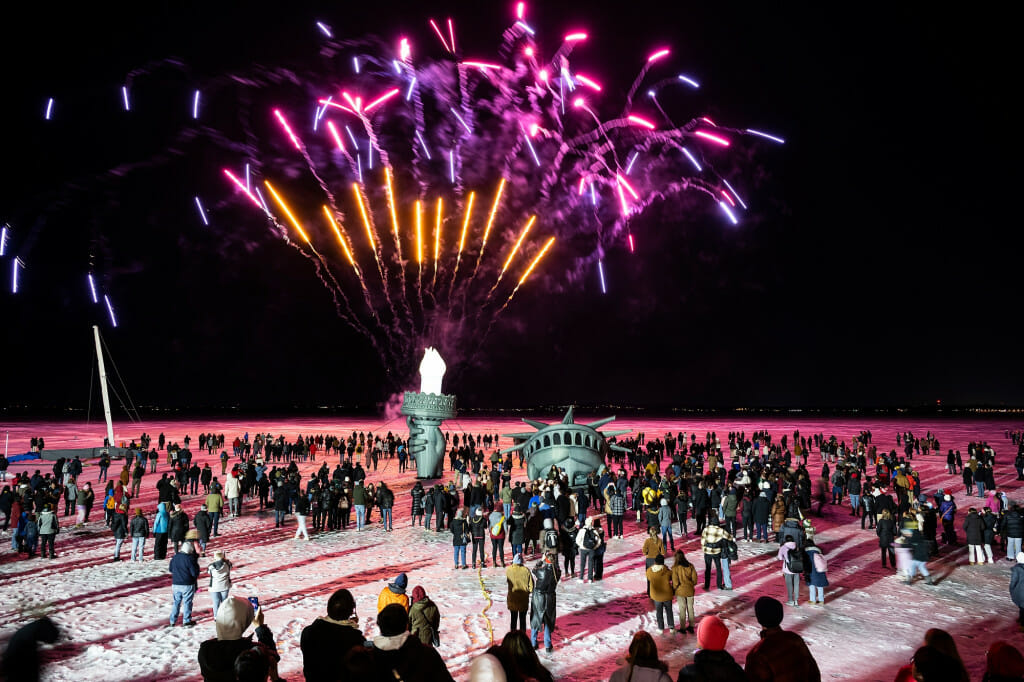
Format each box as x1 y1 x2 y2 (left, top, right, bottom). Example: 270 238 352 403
754 596 784 629
697 615 730 651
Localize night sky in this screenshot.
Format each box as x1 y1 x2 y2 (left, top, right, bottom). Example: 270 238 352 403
1 1 1018 411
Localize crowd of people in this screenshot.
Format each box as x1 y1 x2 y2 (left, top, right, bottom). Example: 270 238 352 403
3 425 1024 681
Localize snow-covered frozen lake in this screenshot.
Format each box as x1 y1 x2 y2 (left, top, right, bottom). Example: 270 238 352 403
2 414 1021 681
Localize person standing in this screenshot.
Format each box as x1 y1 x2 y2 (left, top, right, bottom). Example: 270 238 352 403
194 504 212 557
471 508 489 568
294 493 311 541
168 504 189 553
646 555 675 634
778 538 803 606
129 508 149 562
1005 504 1024 561
168 540 200 627
153 502 170 560
745 596 821 682
111 504 128 562
408 586 441 647
671 550 698 634
205 486 223 537
964 507 987 565
577 517 602 583
451 508 470 569
224 472 241 518
1009 552 1024 631
906 528 936 586
658 498 675 552
877 509 897 569
530 554 560 653
805 540 829 605
752 490 771 542
700 518 731 591
378 481 394 532
352 480 368 531
642 526 665 596
37 504 59 560
506 553 533 632
208 550 233 618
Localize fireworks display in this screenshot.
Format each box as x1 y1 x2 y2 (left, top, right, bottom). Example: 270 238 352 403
2 3 782 384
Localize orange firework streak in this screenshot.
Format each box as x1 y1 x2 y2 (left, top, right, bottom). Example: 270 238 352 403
448 191 475 293
320 206 358 273
488 214 536 296
500 236 555 310
415 200 424 264
264 181 311 245
384 167 403 259
352 183 386 284
471 178 505 279
432 198 443 288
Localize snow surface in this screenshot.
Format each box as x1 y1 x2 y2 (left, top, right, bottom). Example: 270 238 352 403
2 415 1022 681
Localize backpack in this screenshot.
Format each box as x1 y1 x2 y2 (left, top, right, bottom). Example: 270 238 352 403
813 551 828 573
725 539 738 561
544 529 559 550
786 549 805 574
582 528 597 550
533 564 555 593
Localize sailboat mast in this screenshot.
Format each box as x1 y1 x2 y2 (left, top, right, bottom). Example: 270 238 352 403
93 325 115 448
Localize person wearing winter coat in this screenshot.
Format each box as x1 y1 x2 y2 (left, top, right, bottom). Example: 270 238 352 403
676 615 747 682
110 506 128 561
489 508 508 567
877 509 897 568
129 508 149 562
37 504 59 559
168 504 190 553
451 508 470 569
576 516 603 582
470 508 489 568
193 505 212 556
646 555 675 633
377 482 395 531
506 553 534 632
300 588 364 682
982 507 999 564
198 596 281 681
529 554 560 653
751 491 772 542
411 481 424 526
1009 552 1024 629
294 493 311 541
608 631 673 682
378 572 410 613
223 473 241 518
700 518 732 591
408 585 441 647
153 502 170 560
940 494 958 544
964 507 990 565
672 550 699 633
507 506 527 558
906 528 935 586
208 550 233 618
359 603 455 682
745 596 820 682
1004 504 1024 562
204 488 223 536
777 539 803 606
804 541 829 605
169 541 200 626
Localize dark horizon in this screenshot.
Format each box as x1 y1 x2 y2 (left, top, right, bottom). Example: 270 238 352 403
1 1 1018 408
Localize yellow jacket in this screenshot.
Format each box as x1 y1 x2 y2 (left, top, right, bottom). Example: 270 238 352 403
377 586 410 613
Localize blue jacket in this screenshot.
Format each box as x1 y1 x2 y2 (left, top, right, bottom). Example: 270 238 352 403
806 547 829 587
153 502 170 534
169 551 200 586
